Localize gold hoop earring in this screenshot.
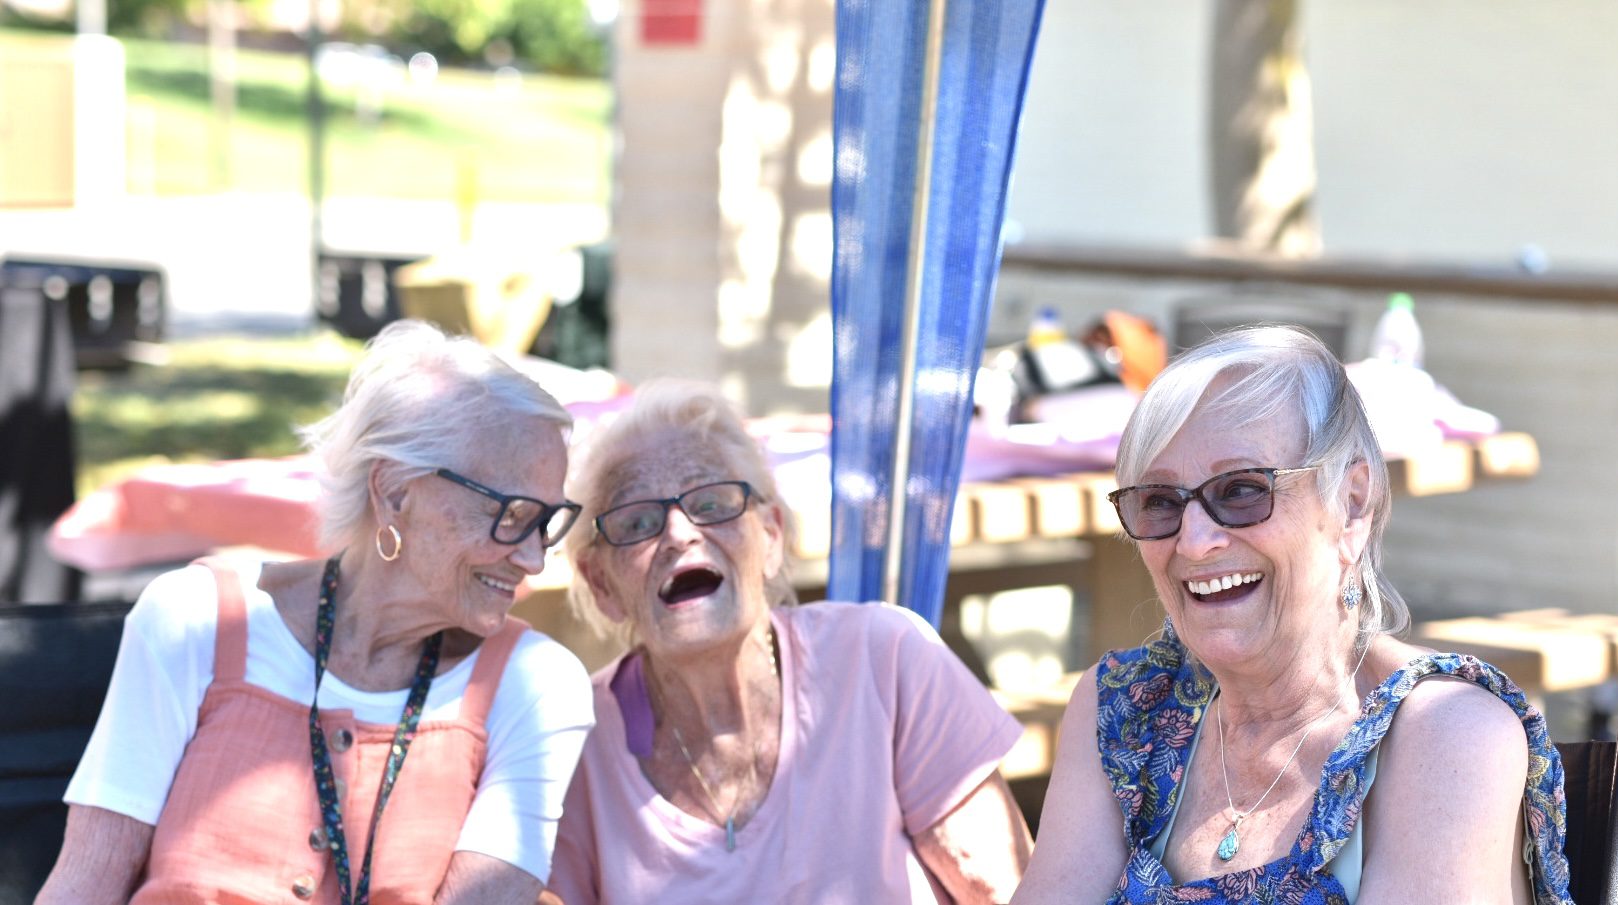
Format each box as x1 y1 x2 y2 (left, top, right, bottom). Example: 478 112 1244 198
376 524 403 562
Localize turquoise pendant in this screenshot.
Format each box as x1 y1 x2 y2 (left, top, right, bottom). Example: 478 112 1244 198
1217 826 1240 861
725 817 736 852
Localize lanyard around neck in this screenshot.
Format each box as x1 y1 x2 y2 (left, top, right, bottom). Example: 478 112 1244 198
308 555 443 905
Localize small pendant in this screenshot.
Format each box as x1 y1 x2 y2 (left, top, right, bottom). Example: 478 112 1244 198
724 817 736 852
1217 826 1241 861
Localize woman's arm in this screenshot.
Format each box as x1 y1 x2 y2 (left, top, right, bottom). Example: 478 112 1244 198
34 805 153 905
435 851 545 905
1357 677 1533 904
1010 666 1128 905
453 634 595 888
912 770 1032 904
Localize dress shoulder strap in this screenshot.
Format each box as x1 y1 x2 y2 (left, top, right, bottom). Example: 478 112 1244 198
190 556 248 683
1300 652 1573 903
459 616 531 727
1095 621 1215 846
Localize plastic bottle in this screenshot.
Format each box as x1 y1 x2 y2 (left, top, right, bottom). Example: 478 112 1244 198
1026 307 1066 348
1369 292 1424 368
1024 307 1100 389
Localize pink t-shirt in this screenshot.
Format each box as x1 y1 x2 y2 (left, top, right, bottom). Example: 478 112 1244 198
548 602 1023 905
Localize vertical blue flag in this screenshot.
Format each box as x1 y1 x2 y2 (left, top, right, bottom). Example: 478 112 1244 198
828 0 1044 626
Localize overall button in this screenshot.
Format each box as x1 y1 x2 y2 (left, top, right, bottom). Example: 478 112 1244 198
308 827 328 851
291 874 316 899
330 728 355 752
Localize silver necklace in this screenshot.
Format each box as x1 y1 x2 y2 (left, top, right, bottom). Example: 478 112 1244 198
654 626 779 853
669 721 756 852
1213 639 1371 862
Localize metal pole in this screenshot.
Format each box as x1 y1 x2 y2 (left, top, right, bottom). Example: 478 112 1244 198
306 0 326 307
882 0 949 608
207 0 237 191
76 0 105 35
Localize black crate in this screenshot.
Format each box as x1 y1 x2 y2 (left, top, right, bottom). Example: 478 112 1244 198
0 257 167 370
315 251 426 340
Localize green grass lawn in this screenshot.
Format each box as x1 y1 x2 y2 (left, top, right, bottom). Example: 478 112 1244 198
73 331 364 497
0 28 614 201
123 36 613 201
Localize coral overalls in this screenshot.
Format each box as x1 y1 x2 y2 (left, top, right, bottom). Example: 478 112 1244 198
131 559 523 904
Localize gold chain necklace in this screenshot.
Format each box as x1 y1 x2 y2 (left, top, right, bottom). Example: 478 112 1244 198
1213 639 1370 862
654 626 779 853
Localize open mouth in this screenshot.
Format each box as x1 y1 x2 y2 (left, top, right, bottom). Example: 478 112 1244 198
1185 571 1262 603
659 566 724 605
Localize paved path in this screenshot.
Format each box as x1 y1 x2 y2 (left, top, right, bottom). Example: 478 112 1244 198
0 192 608 336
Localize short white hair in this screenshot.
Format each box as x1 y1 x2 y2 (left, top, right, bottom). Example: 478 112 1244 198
563 379 798 642
299 320 571 552
1114 324 1408 643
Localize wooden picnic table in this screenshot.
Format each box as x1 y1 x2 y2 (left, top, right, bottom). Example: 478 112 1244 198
512 431 1542 679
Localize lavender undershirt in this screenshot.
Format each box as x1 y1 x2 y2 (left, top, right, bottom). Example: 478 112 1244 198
610 650 656 758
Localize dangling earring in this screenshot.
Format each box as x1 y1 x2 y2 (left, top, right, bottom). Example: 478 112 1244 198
376 524 403 562
1341 578 1362 611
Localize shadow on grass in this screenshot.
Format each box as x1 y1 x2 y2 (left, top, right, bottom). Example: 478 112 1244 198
74 364 347 477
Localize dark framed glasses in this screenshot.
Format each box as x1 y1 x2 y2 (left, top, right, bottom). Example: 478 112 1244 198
594 480 753 547
434 468 582 547
1106 466 1319 541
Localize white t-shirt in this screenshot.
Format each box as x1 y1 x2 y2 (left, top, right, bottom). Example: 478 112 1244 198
64 561 596 882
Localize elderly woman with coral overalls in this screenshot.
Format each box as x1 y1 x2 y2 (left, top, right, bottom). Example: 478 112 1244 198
37 321 596 905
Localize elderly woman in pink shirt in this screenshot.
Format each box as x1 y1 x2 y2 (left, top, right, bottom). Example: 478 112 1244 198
547 380 1031 905
37 321 595 905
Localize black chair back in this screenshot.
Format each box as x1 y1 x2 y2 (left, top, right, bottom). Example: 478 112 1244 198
1557 739 1618 905
0 601 131 904
0 272 81 603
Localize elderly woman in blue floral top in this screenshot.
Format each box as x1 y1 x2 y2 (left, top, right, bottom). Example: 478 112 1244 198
1013 326 1570 904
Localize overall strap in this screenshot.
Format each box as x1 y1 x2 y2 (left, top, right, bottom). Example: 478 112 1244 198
192 557 248 683
460 617 530 727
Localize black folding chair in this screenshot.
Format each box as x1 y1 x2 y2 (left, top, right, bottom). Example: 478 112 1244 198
0 271 81 603
1557 739 1618 905
0 601 131 904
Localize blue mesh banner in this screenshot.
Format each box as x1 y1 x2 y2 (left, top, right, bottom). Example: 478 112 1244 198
828 0 1045 626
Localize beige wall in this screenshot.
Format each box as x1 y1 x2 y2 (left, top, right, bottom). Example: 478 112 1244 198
611 0 836 415
0 35 77 206
0 33 125 208
1009 0 1618 268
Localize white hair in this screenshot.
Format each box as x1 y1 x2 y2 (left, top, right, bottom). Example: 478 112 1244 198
298 320 571 552
1114 324 1408 643
563 379 798 642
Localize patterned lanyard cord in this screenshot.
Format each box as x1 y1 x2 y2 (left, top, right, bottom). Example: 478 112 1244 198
309 556 443 905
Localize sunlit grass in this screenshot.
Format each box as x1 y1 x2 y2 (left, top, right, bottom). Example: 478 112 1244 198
73 331 364 496
111 33 614 201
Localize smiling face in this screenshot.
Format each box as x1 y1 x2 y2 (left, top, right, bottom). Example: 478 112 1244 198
1135 381 1358 669
388 417 570 638
577 430 785 659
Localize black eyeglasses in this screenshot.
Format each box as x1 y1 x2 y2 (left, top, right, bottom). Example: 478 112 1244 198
594 481 753 547
1106 466 1319 541
434 468 582 547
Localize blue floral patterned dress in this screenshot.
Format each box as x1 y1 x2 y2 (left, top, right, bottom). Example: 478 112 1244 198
1095 622 1573 904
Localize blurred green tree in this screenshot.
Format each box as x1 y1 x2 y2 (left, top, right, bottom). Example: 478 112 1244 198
387 0 605 76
